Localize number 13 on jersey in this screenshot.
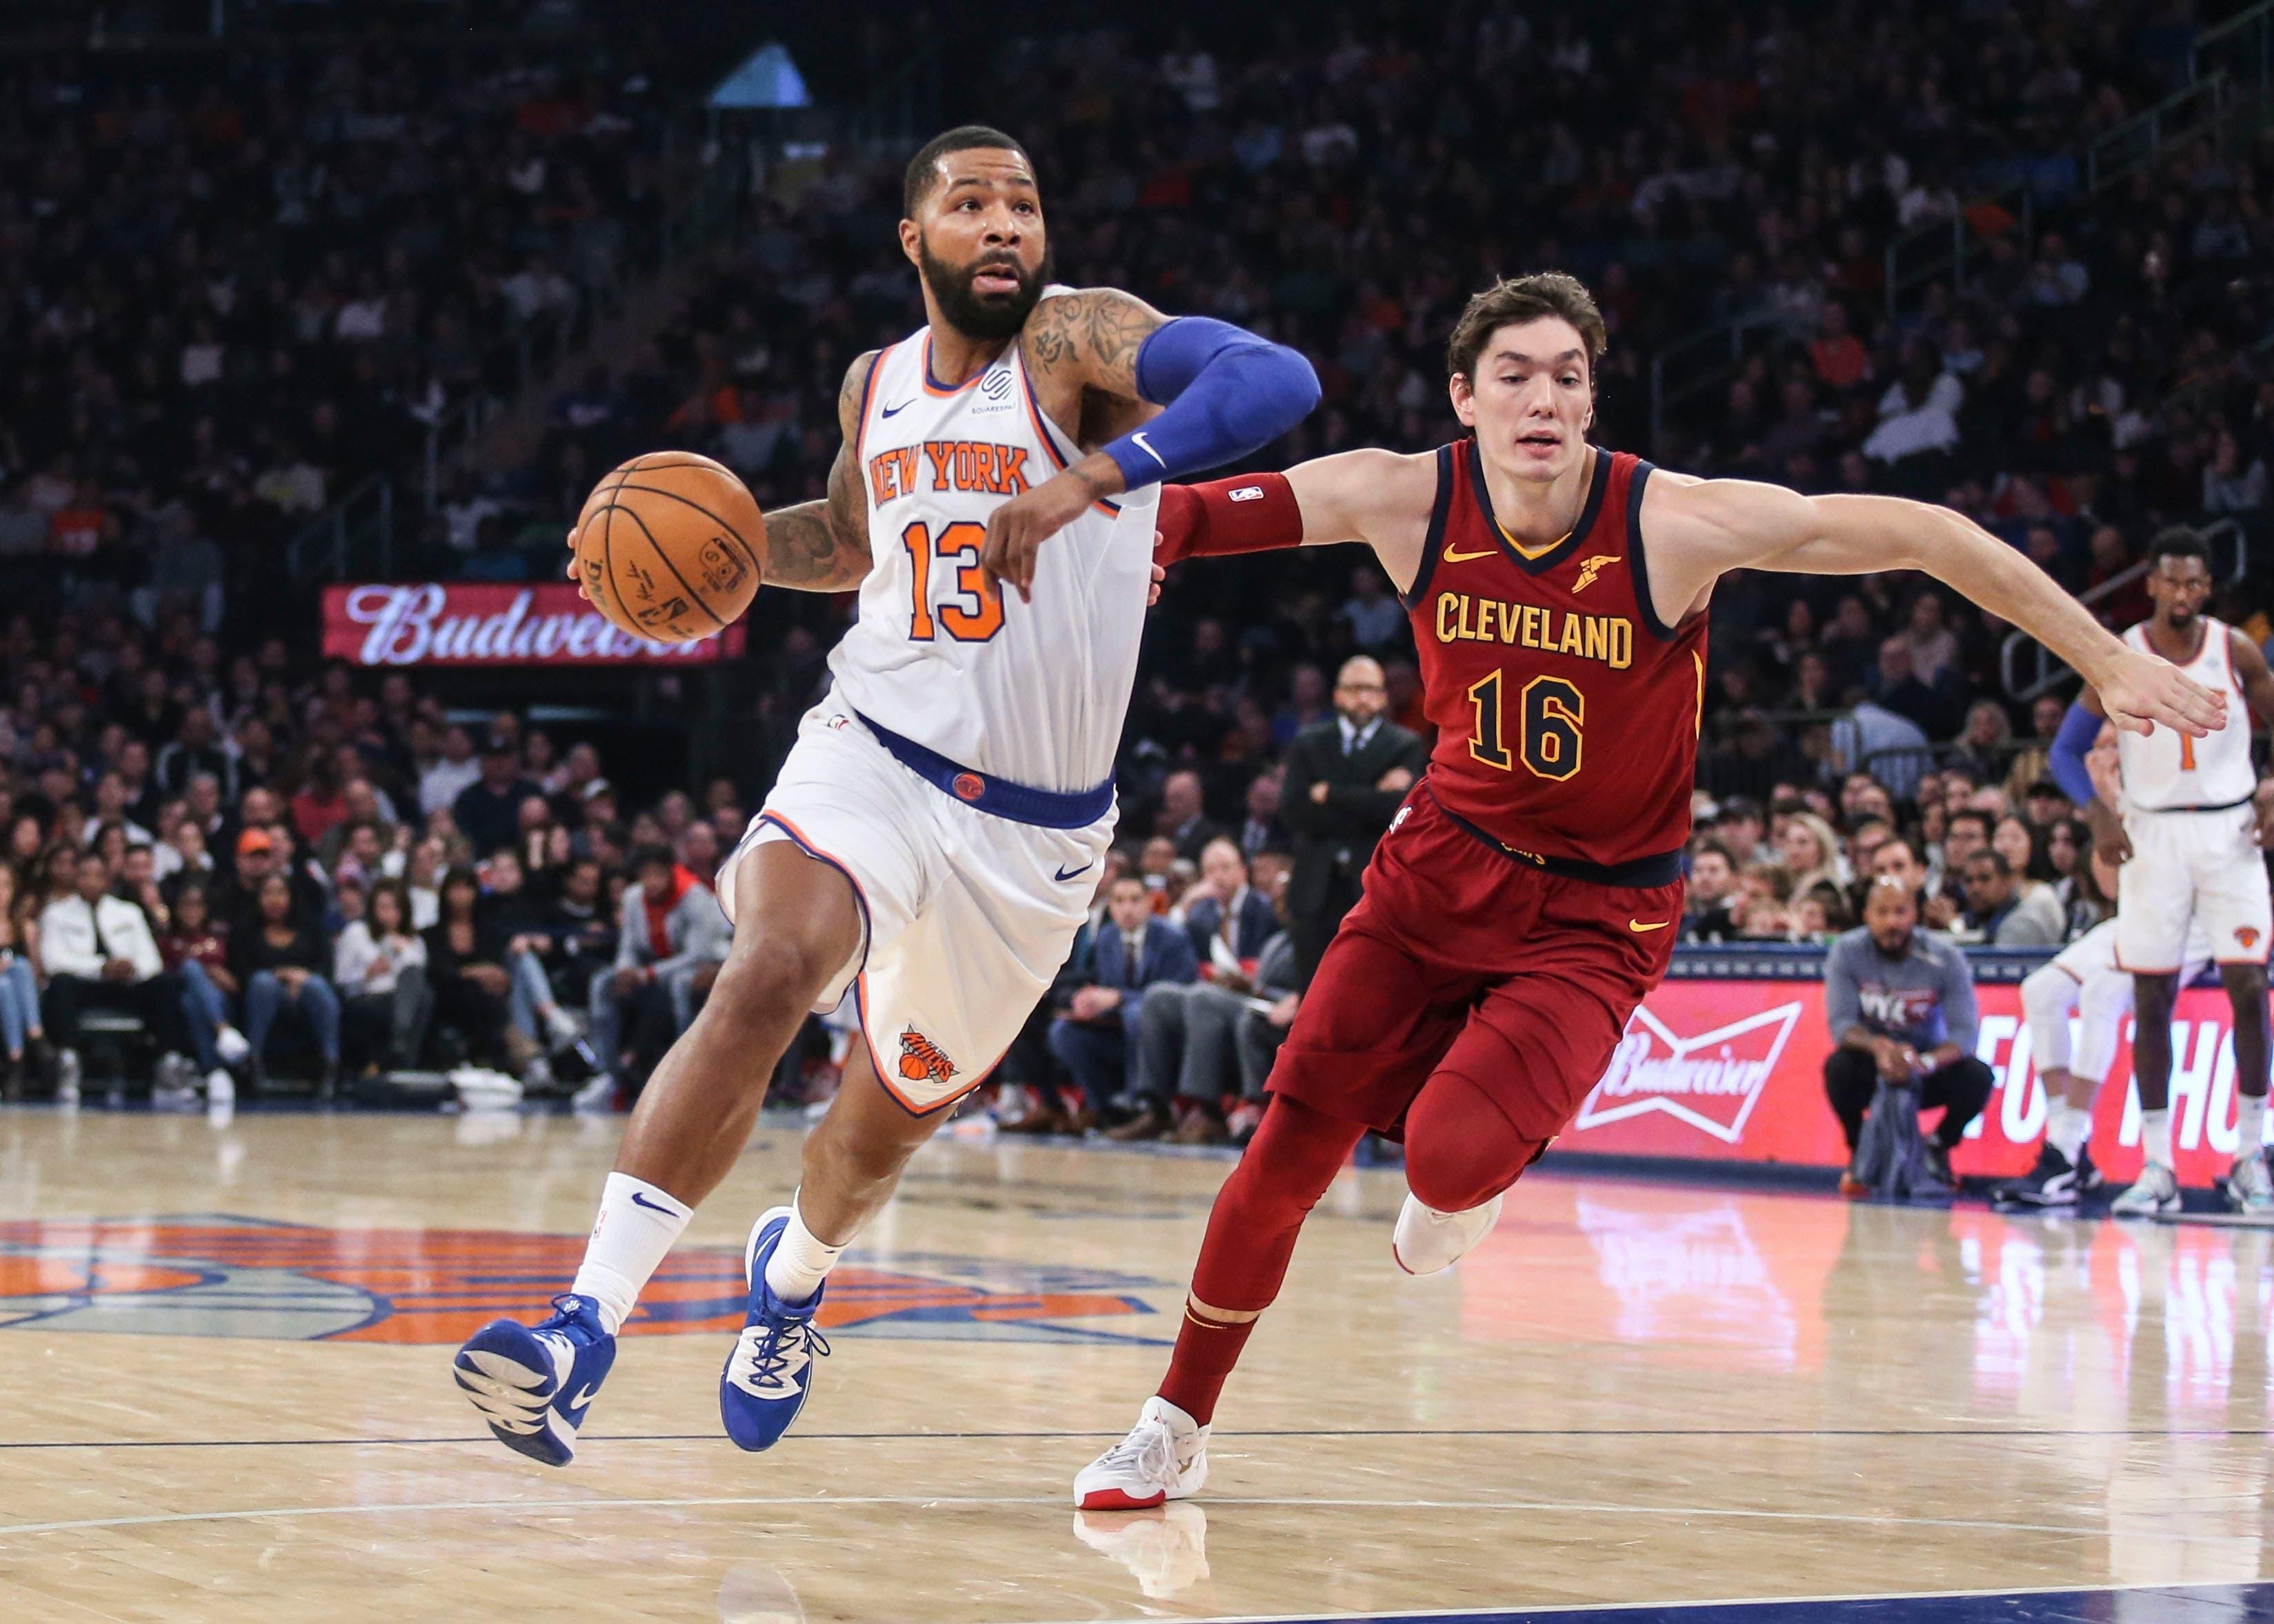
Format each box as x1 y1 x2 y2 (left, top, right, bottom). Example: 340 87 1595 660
901 519 1004 642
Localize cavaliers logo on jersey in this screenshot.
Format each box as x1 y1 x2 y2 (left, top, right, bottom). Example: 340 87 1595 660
899 1027 957 1085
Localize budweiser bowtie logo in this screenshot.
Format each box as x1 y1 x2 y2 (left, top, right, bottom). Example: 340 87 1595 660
1575 999 1804 1144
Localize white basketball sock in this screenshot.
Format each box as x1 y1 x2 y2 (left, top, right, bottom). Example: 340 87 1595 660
2238 1093 2268 1156
2047 1103 2091 1163
762 1190 848 1306
571 1172 692 1334
2141 1108 2174 1170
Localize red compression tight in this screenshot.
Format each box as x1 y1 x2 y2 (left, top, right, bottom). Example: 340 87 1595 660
1157 1078 1543 1425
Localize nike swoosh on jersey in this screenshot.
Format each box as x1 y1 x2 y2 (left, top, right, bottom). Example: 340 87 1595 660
1442 543 1497 563
1628 919 1670 932
628 1190 681 1216
1055 861 1094 883
1131 431 1165 467
879 399 913 418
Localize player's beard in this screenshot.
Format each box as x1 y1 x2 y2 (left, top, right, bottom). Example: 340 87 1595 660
918 238 1046 341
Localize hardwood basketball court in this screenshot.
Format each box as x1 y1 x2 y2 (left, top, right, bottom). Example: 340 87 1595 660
3 1106 2271 1623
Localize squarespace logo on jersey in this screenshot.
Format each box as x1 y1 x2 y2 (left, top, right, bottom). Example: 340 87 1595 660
323 583 746 669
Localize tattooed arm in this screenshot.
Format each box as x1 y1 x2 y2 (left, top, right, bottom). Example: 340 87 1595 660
985 292 1317 599
755 350 879 592
1019 287 1168 424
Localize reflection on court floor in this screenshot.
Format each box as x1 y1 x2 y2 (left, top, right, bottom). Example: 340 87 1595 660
1 1108 2268 1624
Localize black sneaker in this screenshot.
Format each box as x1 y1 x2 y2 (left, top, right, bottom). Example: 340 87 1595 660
2075 1140 2105 1194
2004 1141 2084 1207
1921 1138 1954 1190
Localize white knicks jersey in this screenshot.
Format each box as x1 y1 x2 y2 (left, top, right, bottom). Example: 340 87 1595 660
2116 616 2256 810
824 302 1160 793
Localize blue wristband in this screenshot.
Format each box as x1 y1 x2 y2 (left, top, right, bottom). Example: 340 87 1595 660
1101 317 1319 489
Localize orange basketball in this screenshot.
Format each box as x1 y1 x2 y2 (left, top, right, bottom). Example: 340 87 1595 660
572 451 765 645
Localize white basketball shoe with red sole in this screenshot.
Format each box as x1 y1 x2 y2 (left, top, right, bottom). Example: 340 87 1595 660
1073 1395 1209 1510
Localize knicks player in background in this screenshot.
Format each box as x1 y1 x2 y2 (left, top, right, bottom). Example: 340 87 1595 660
2050 528 2274 1216
453 126 1319 1467
2005 727 2213 1209
1068 272 2227 1510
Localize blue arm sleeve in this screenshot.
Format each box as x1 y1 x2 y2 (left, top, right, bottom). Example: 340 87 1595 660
1101 317 1320 489
2048 702 2101 805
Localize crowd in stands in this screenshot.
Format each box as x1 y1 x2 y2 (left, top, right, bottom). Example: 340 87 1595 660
3 6 2272 1137
469 1 2274 871
0 7 689 632
0 603 748 1107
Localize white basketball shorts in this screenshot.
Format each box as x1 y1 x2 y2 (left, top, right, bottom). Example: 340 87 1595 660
2115 804 2271 972
715 706 1113 1114
2026 918 2211 1083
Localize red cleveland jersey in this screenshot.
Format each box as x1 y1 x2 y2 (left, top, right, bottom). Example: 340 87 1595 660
1403 441 1706 869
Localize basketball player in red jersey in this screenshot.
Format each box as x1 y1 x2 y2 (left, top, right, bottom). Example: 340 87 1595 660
1068 272 2226 1510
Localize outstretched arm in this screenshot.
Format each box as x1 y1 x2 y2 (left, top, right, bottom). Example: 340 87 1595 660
984 291 1319 598
1642 474 2226 739
1152 448 1439 592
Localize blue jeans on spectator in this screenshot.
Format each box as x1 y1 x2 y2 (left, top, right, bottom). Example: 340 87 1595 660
177 960 230 1072
0 956 41 1056
246 970 341 1063
506 949 557 1043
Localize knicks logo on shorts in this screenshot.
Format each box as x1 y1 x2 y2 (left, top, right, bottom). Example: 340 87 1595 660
953 772 986 802
2240 927 2262 950
899 1027 957 1085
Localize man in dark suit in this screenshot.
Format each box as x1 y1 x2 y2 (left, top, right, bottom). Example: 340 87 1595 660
1281 654 1428 981
1178 839 1279 968
1047 873 1199 1127
1156 769 1223 861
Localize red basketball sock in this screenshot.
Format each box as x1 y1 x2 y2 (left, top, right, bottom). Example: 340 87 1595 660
1157 1303 1256 1425
1155 1094 1364 1425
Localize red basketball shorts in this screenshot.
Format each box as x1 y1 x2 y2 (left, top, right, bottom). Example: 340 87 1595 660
1269 788 1681 1142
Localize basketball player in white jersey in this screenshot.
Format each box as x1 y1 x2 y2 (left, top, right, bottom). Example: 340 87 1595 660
2053 529 2274 1214
2007 850 2211 1207
452 126 1319 1465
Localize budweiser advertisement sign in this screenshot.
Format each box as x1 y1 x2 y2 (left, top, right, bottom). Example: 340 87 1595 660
322 584 746 668
1565 979 2264 1187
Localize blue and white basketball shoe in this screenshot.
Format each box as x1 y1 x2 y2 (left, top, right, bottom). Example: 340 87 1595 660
453 1292 616 1467
719 1205 832 1451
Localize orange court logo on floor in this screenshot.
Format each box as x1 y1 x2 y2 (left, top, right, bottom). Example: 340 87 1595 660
0 1215 1166 1345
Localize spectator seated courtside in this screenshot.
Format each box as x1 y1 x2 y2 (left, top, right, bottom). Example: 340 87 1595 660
1822 878 1996 1194
1046 874 1200 1132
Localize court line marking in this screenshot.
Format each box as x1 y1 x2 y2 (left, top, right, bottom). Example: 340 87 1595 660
1033 1576 2274 1624
0 1492 2166 1540
3 1423 2267 1451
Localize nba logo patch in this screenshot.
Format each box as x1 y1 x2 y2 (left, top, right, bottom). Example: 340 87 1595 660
953 772 986 802
898 1027 957 1085
2240 927 2262 950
